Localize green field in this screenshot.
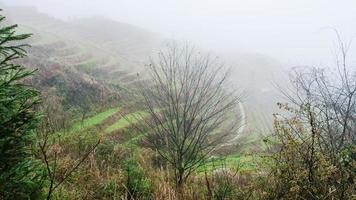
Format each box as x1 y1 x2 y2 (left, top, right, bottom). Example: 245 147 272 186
105 111 148 133
65 106 267 174
198 154 270 174
70 107 120 132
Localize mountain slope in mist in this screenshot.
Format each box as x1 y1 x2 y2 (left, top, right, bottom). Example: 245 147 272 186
4 5 286 144
3 6 161 114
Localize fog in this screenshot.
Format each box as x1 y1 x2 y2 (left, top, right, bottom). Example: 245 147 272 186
3 0 356 66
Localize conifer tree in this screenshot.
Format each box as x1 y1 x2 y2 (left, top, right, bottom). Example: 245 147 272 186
0 12 42 199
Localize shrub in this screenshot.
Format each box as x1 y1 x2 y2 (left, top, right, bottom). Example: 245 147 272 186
123 158 152 199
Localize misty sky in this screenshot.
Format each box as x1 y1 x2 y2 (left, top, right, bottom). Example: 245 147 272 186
3 0 356 66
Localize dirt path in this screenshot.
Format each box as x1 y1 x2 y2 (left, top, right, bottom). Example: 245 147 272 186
219 101 246 147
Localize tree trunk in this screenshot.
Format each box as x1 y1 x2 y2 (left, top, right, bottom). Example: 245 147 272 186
175 169 185 198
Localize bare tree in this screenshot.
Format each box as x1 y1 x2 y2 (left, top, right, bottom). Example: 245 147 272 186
36 100 101 200
273 32 356 199
132 42 240 191
282 32 356 158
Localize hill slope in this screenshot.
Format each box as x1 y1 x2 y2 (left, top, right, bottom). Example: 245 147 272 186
4 6 287 152
4 6 160 117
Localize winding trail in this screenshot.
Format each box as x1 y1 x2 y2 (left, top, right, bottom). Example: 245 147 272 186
220 101 246 147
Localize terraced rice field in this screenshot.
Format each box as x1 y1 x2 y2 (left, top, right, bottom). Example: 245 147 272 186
198 154 269 173
105 111 148 133
71 107 120 132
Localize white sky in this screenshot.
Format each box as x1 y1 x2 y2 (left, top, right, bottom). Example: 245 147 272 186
3 0 356 66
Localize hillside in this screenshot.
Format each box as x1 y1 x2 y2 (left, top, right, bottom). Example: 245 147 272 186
3 6 160 118
1 2 354 199
3 6 287 153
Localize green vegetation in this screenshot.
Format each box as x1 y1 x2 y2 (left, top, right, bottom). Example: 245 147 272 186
0 15 42 199
71 107 119 131
122 158 152 199
105 111 147 133
198 154 265 173
1 9 354 200
75 60 97 71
